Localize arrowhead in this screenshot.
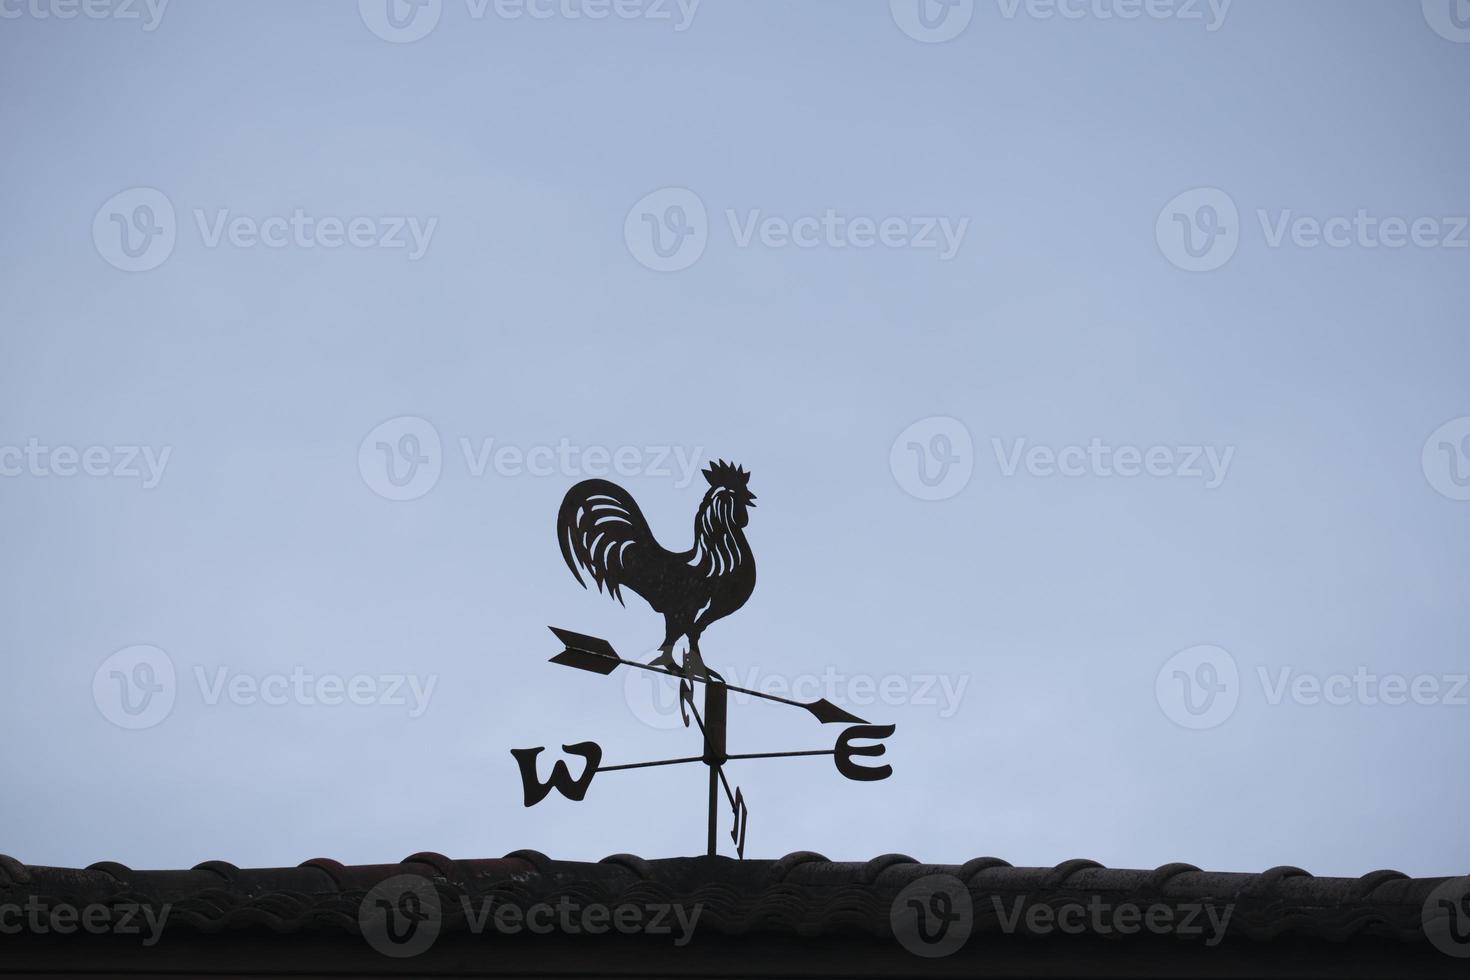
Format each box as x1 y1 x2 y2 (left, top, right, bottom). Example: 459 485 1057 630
806 699 868 726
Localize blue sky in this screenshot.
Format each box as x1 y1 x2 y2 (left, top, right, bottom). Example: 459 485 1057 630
1 0 1467 879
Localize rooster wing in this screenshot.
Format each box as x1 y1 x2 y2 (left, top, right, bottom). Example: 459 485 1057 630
557 479 677 605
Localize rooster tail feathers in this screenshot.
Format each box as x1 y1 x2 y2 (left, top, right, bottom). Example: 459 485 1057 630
556 479 656 604
557 520 589 591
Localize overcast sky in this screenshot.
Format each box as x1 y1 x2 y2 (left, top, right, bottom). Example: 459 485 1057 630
1 0 1467 880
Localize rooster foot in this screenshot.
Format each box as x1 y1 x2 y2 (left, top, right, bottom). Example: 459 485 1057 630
648 649 681 673
680 650 725 685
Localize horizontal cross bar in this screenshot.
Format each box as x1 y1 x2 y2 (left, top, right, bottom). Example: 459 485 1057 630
597 755 705 773
726 749 835 762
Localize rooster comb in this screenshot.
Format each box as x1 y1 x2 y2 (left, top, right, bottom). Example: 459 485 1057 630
702 459 751 490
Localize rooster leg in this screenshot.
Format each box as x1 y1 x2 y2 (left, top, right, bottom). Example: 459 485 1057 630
682 636 725 684
647 620 683 673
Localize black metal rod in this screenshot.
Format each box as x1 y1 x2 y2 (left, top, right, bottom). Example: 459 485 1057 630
555 642 866 725
717 766 736 809
617 657 818 714
702 682 729 858
725 749 835 761
598 755 704 772
706 765 718 857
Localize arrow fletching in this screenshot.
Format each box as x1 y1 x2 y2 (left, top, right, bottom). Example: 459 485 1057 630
550 649 621 675
549 627 622 675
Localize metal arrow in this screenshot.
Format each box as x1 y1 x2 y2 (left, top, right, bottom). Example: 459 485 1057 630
548 627 869 725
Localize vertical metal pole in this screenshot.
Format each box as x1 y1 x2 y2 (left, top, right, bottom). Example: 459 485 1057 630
702 682 728 858
707 766 718 857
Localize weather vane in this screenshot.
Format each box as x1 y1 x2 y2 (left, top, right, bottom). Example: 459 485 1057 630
511 460 896 858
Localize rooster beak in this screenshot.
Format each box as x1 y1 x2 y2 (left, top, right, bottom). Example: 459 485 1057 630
747 495 757 508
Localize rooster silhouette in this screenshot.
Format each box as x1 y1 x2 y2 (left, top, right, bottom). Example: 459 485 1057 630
557 460 756 680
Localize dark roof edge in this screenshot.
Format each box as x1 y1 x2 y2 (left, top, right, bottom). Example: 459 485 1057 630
2 851 1463 946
